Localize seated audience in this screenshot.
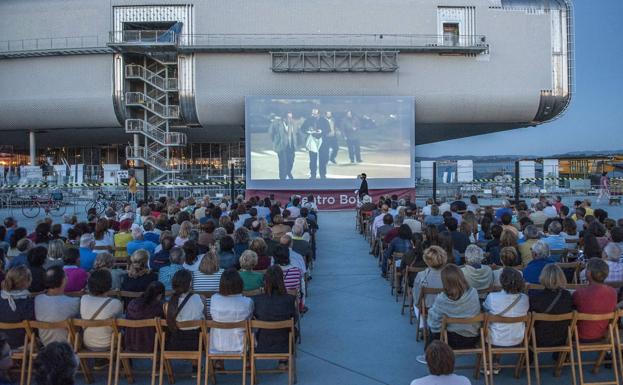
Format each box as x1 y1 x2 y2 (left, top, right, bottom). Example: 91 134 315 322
273 245 303 294
165 269 205 351
271 215 291 241
573 258 617 342
426 265 481 352
44 239 65 269
0 266 35 349
249 238 272 271
233 227 250 257
483 268 529 371
80 269 123 351
63 247 88 293
528 264 573 347
121 249 158 292
217 236 237 270
159 246 185 291
252 266 297 358
209 269 254 354
602 243 623 283
92 252 126 290
78 233 97 271
192 250 224 311
523 241 556 284
125 281 165 352
518 225 540 266
382 224 413 277
126 226 157 257
239 250 264 291
410 340 471 385
493 247 522 287
460 244 493 292
34 266 80 346
113 219 133 258
149 234 175 272
33 341 78 385
413 246 447 312
542 221 566 252
27 246 47 293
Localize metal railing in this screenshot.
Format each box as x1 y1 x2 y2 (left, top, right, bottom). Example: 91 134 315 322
125 119 187 146
109 30 178 45
0 35 109 53
125 92 179 119
126 146 185 173
182 33 487 49
125 64 177 91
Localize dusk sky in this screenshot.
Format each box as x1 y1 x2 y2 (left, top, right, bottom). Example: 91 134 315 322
416 0 623 157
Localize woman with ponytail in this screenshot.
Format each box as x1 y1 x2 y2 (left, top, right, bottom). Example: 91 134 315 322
124 281 165 352
165 269 205 351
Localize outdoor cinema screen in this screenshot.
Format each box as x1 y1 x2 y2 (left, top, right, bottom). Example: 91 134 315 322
245 96 415 190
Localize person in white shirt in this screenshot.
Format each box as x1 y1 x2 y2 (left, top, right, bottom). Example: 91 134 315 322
403 209 423 234
372 204 389 238
483 268 529 374
410 340 471 385
79 270 123 351
165 269 205 351
422 198 434 216
209 269 253 355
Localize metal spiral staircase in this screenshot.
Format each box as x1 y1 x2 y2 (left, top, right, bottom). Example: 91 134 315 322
123 57 187 179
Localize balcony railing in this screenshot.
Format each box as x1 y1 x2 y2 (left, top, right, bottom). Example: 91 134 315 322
181 33 488 51
125 64 178 91
109 30 178 45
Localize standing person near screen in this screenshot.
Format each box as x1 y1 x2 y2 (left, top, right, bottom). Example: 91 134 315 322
358 173 369 200
301 108 328 180
324 111 339 164
127 172 137 203
597 171 610 203
269 113 296 180
343 110 362 163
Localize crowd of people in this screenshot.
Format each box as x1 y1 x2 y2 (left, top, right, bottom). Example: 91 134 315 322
0 194 318 385
359 193 623 382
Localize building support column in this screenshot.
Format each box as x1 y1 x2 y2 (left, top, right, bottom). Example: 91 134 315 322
29 131 36 166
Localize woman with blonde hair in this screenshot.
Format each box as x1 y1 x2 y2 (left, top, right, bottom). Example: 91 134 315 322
175 221 193 247
0 266 35 349
528 264 573 347
121 249 157 292
92 252 127 290
192 248 224 312
412 246 448 311
44 239 65 269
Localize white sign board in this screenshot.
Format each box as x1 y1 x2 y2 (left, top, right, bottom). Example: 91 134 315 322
116 170 129 179
457 160 474 182
420 161 434 181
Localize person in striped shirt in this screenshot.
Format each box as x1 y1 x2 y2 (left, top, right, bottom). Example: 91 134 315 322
274 245 306 312
192 249 224 315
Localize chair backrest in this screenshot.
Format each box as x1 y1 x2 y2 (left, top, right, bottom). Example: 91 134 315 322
391 252 404 258
442 313 485 327
0 321 31 333
243 288 263 297
405 266 426 274
71 318 117 330
485 314 531 324
205 320 249 330
119 291 142 300
574 311 617 322
115 318 159 329
528 311 576 342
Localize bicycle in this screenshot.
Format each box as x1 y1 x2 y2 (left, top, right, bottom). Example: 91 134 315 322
86 191 124 216
21 192 66 218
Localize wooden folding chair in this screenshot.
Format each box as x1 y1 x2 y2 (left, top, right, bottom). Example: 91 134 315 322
0 321 32 385
556 262 581 284
441 314 488 385
572 311 620 385
550 249 568 262
114 318 161 385
389 252 404 299
157 319 203 385
614 309 623 384
243 289 264 297
26 320 74 385
401 265 426 317
528 312 577 385
71 318 117 385
414 287 442 342
204 320 249 385
249 319 296 385
484 313 532 385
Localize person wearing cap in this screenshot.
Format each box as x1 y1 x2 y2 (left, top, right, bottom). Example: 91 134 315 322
114 219 134 258
126 225 157 257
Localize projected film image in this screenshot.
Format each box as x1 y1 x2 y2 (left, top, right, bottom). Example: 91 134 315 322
246 96 414 190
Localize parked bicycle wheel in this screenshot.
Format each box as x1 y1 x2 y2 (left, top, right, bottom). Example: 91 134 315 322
49 201 66 217
22 203 40 218
85 200 105 216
